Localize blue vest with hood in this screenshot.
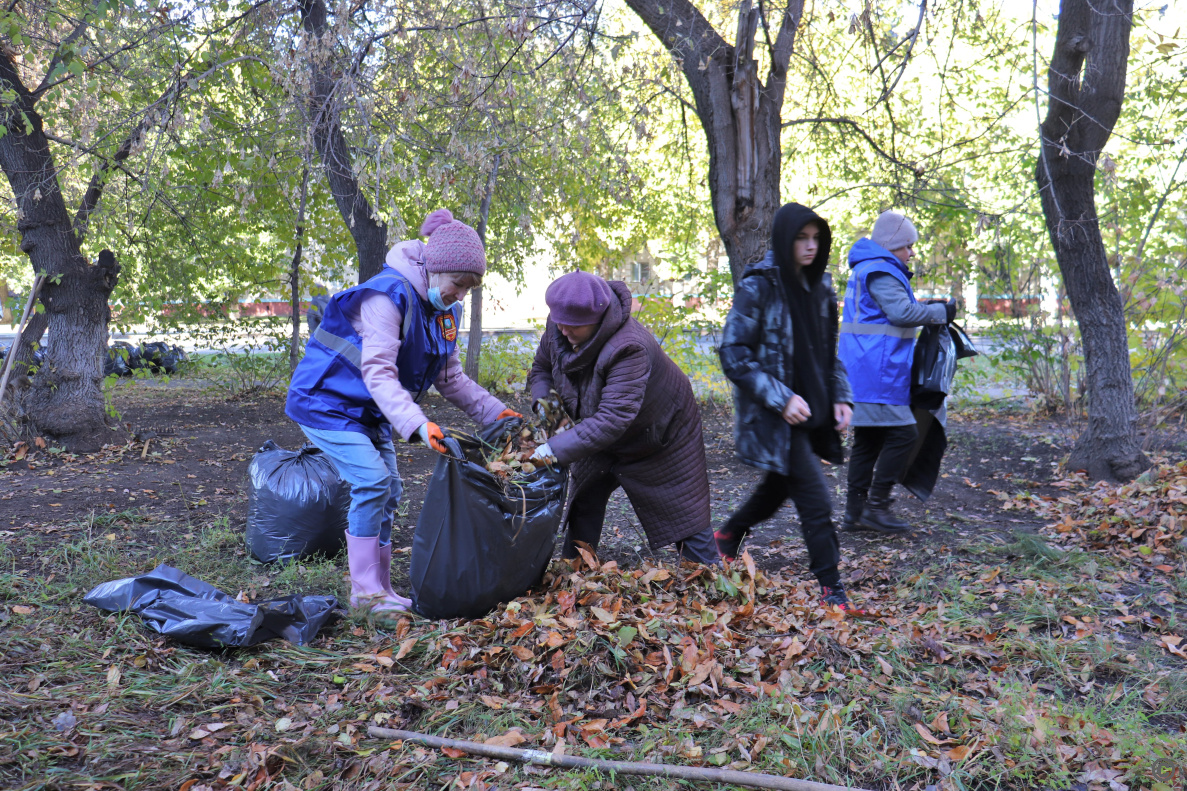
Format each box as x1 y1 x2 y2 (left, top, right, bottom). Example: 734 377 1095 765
285 266 461 442
838 238 919 405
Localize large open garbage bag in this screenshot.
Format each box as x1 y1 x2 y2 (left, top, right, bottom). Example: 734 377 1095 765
410 418 568 620
246 441 350 564
84 564 342 648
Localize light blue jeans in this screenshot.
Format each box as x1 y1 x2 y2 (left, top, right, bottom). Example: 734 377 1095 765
300 426 404 545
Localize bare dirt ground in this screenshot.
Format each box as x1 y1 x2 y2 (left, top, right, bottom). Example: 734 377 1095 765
1 379 1073 588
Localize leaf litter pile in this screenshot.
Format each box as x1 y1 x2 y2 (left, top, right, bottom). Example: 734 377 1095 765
480 393 571 480
5 441 1187 791
1006 460 1187 563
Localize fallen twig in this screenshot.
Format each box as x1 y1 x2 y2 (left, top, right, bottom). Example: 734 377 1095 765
367 726 868 791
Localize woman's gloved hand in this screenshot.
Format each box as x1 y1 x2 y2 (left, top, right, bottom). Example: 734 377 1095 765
530 442 557 464
415 422 447 453
496 409 523 420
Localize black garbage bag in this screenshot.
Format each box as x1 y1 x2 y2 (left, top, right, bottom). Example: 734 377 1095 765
411 418 568 620
138 341 180 374
104 342 133 377
83 564 342 649
911 324 958 411
0 343 43 375
898 407 948 502
246 441 350 564
949 321 980 360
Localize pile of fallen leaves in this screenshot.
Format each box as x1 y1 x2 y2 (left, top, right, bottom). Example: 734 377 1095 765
1009 461 1187 562
481 393 571 481
482 423 557 479
375 550 1019 777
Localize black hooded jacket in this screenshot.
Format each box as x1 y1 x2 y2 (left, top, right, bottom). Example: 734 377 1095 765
718 204 853 474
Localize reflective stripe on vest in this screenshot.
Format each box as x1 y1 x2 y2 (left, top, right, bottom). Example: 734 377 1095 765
313 306 416 369
313 325 362 368
839 322 916 339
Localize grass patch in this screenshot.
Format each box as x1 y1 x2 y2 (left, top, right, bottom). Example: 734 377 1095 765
2 503 1186 790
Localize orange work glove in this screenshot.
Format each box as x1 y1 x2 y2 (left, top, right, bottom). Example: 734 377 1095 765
415 422 447 453
497 409 523 420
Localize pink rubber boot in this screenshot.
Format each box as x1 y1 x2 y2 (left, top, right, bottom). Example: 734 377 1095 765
379 542 413 609
346 534 407 614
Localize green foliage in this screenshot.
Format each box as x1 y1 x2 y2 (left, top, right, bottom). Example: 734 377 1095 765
980 314 1079 414
472 335 535 396
632 294 730 405
185 318 292 400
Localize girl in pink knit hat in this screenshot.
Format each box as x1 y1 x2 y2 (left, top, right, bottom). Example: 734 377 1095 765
286 209 521 618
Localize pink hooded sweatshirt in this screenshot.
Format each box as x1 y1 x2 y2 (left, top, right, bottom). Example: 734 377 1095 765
345 239 507 442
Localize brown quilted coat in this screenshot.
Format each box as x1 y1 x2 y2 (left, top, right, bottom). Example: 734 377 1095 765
528 281 710 549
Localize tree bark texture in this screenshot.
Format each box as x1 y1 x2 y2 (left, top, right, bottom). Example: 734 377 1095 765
623 0 804 284
1035 0 1148 481
465 154 501 380
0 50 122 451
300 0 388 283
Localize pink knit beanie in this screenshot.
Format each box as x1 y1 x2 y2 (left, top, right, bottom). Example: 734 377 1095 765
419 208 487 275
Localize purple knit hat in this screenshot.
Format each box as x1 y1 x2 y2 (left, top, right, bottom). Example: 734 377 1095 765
545 271 614 326
420 208 487 275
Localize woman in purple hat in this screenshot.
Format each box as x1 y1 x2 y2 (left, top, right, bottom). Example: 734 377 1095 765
527 271 718 565
287 209 521 617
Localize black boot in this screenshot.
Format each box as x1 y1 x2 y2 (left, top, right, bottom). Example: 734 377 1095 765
841 489 867 532
819 581 866 615
713 523 750 562
858 489 910 534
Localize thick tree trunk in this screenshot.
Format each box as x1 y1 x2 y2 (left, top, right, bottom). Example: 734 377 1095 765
299 0 388 283
623 0 803 285
1035 0 1147 481
465 155 501 380
0 56 121 451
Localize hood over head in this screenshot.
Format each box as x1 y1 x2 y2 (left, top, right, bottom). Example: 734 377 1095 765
771 202 831 289
847 237 913 279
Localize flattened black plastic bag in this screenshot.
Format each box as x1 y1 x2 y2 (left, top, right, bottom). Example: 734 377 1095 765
246 441 350 564
83 564 342 648
911 324 958 411
411 418 568 620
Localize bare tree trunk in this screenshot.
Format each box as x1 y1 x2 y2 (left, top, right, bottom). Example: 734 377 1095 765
465 154 501 380
0 52 122 451
299 0 388 283
1035 0 1147 481
623 0 804 285
289 166 311 371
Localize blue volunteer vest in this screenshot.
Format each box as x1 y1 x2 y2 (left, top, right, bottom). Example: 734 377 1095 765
285 267 461 441
838 239 919 405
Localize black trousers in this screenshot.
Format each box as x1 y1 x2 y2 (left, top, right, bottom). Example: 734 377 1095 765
721 430 840 587
564 472 720 565
847 424 918 497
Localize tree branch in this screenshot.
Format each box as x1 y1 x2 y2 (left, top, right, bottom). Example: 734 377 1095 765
781 116 917 172
878 0 927 102
33 0 102 98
